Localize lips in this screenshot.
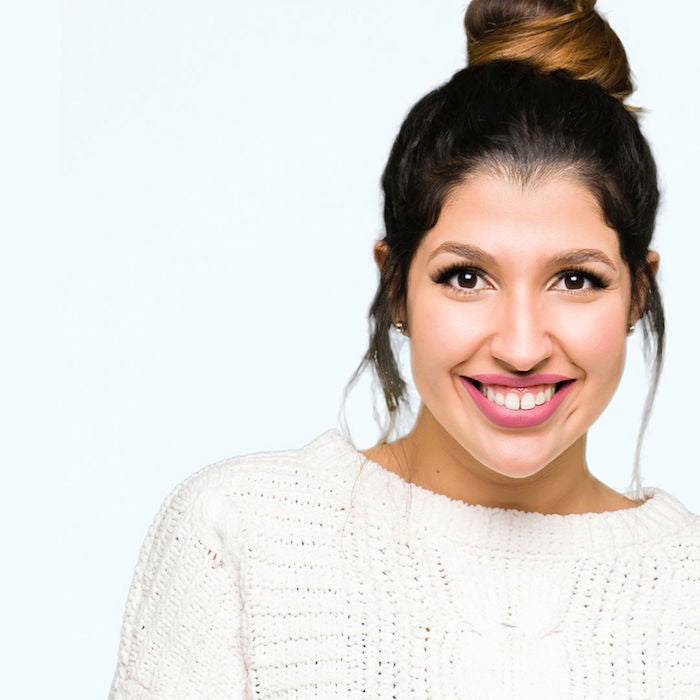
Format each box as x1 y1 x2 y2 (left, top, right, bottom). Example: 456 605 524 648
460 374 575 429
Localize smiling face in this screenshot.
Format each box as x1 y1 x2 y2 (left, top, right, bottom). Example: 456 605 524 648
404 173 634 479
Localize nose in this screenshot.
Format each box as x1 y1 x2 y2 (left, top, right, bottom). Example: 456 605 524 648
489 292 553 373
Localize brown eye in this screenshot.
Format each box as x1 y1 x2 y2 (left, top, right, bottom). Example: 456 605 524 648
456 271 478 288
433 265 488 293
552 269 606 293
563 273 585 290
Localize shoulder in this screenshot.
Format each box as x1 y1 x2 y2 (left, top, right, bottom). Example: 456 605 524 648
151 430 360 554
177 429 358 505
639 488 700 541
639 489 700 580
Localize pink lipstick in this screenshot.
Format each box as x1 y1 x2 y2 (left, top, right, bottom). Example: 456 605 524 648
460 374 574 429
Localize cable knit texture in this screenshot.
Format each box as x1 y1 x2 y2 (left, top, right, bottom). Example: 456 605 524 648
110 431 700 698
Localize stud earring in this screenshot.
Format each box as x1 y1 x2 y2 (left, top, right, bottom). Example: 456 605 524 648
393 320 407 334
627 323 636 335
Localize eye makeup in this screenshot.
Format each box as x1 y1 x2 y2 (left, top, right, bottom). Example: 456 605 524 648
429 262 613 295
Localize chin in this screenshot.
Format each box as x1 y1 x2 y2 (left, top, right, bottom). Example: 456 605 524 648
451 426 579 481
478 455 553 480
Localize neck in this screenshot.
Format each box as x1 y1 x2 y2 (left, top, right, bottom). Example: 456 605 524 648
364 407 636 515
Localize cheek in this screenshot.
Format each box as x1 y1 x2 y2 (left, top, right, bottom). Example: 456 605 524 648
407 291 488 376
554 303 628 380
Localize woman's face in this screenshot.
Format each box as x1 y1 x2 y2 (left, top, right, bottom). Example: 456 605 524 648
404 174 635 478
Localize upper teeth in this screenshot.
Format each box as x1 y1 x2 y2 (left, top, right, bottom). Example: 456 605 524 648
483 384 556 410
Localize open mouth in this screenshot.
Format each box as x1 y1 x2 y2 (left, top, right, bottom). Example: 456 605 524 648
465 378 575 412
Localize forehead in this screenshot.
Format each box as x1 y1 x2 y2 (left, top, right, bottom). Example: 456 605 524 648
416 174 622 263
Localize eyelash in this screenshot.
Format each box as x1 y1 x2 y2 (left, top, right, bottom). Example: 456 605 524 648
432 264 487 293
555 267 611 292
431 264 611 294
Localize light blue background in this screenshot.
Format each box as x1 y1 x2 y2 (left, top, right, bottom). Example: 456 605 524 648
5 1 698 697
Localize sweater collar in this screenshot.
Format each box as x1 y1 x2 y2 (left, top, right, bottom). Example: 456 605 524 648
313 430 697 557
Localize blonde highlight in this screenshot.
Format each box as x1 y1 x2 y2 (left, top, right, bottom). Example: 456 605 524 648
465 0 635 105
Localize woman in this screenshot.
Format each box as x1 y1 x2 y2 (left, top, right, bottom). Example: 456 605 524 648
110 1 700 697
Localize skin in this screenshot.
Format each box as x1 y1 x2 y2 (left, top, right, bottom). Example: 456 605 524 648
363 174 659 515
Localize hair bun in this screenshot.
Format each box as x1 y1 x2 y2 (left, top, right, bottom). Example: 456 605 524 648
464 0 634 103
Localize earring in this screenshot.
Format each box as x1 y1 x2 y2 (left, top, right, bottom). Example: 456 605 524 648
627 323 636 335
393 320 407 334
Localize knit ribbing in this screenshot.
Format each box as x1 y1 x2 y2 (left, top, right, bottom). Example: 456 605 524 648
110 430 700 699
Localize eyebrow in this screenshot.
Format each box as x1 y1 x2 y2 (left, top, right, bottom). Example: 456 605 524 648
549 249 618 270
428 242 618 271
428 242 495 265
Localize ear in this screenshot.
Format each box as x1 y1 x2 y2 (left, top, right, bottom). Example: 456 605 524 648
630 250 660 323
373 240 389 271
646 250 660 278
373 240 407 329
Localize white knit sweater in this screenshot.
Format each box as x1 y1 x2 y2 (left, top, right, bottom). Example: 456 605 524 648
110 430 700 699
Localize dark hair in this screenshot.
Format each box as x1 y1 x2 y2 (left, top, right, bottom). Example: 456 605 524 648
352 0 664 492
465 0 635 103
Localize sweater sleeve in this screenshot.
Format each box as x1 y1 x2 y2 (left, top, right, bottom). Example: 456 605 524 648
109 471 247 699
